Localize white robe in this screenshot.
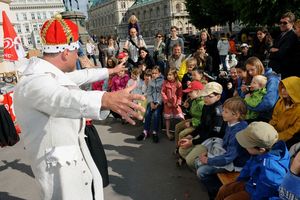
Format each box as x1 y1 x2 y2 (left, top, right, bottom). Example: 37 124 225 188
13 57 109 200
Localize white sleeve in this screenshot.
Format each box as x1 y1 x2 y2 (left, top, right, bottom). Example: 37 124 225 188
66 68 109 86
22 75 109 120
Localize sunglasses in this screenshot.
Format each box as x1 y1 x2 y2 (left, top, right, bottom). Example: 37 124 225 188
156 36 162 38
279 21 288 25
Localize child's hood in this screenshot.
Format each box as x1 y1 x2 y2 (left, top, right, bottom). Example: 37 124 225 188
279 76 300 104
265 141 290 163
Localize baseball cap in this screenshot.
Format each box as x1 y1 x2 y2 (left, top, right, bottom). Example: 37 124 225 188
240 43 249 48
236 122 278 149
201 82 223 96
117 52 127 59
182 81 204 93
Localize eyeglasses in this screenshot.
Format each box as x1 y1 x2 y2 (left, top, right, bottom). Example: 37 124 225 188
156 36 162 38
279 21 288 25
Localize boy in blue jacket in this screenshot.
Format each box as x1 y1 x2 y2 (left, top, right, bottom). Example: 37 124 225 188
195 97 249 181
216 122 290 200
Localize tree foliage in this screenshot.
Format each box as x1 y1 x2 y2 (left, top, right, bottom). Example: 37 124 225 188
185 0 300 29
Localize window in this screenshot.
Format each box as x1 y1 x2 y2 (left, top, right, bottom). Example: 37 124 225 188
25 24 30 33
21 37 24 45
16 13 19 21
37 12 41 20
16 25 22 33
43 12 47 19
176 3 182 13
156 7 160 17
31 13 35 20
27 37 32 45
33 24 38 31
164 5 168 15
121 2 126 9
22 13 27 20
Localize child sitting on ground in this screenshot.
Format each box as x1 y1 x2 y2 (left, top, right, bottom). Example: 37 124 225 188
181 57 197 104
216 122 290 200
278 148 300 199
161 68 184 140
175 81 205 151
269 76 300 149
178 82 225 169
136 66 164 143
194 97 249 198
192 67 207 84
244 75 267 121
182 67 206 117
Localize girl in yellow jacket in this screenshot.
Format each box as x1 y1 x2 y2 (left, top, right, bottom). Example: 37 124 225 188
269 76 300 148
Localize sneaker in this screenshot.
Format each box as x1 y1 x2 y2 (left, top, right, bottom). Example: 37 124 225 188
152 134 159 143
136 133 147 141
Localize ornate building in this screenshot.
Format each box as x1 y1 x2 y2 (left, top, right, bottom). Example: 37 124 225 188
9 0 64 50
88 0 135 37
87 0 196 40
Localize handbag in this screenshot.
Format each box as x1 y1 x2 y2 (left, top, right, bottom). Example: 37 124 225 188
84 121 109 187
0 105 19 147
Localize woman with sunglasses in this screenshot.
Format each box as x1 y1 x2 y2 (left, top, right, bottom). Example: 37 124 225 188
268 12 298 78
153 32 166 74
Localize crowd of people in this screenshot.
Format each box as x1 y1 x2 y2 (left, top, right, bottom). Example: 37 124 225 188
79 12 300 200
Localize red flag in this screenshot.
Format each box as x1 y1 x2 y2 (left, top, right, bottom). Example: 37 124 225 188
2 10 24 61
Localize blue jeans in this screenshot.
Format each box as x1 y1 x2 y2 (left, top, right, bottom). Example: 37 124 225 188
144 103 162 133
219 55 227 71
195 159 227 182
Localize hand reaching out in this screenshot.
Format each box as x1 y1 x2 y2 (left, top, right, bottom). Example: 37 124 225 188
101 82 145 125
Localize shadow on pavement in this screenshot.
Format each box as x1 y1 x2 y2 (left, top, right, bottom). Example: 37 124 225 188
101 123 209 200
0 192 26 200
0 159 34 178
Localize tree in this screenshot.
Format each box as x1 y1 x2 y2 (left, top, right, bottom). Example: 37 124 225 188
185 0 215 30
227 0 300 26
186 0 300 29
185 0 237 32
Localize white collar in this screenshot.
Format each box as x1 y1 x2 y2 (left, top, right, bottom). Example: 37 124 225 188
228 121 240 127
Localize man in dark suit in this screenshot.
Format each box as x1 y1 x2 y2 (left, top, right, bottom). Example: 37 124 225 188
269 12 298 78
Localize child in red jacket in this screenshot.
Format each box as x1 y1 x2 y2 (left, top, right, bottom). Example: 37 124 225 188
161 68 184 140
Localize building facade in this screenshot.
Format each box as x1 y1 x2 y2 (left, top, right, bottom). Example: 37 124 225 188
87 0 197 40
10 0 64 50
87 0 135 37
